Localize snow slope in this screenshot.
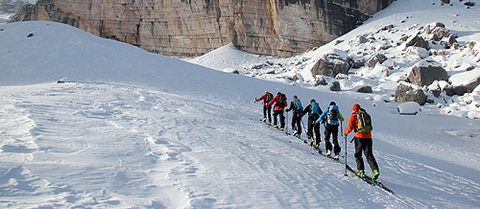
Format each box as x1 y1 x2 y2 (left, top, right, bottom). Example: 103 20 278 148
1 2 479 209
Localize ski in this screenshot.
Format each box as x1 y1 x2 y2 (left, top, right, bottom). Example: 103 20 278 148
345 164 394 194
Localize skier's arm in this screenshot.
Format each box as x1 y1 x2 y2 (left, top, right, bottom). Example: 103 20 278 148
255 95 266 102
344 114 357 135
339 112 345 121
267 96 277 106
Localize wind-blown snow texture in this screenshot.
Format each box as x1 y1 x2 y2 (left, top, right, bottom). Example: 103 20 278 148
1 0 479 208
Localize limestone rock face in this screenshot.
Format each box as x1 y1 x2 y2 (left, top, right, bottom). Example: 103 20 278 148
14 0 394 57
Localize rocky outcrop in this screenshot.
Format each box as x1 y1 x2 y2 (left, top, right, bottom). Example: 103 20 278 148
13 0 394 57
357 86 373 93
395 82 427 105
407 59 449 86
311 53 350 78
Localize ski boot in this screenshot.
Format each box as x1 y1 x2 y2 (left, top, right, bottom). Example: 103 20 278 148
372 170 380 180
325 150 331 157
356 170 365 178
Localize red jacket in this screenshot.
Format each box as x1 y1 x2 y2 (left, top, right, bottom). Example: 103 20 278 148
344 112 372 138
256 93 272 106
267 95 288 111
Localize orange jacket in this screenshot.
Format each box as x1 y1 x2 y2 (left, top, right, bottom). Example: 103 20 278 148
267 95 288 111
344 112 372 138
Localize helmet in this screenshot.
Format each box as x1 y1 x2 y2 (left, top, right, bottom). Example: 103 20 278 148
352 104 361 112
330 101 336 106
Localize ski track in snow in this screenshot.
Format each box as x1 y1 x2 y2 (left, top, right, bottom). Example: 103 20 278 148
0 82 479 208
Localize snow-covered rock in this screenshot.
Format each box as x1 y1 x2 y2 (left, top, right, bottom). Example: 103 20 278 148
395 82 427 105
310 53 350 78
448 68 480 95
407 59 449 86
397 101 421 115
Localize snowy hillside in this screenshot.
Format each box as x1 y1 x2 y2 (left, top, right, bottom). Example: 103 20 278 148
190 0 480 120
1 1 480 209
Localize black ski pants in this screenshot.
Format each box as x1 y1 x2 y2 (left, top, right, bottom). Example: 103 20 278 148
263 105 272 123
291 111 302 134
324 124 341 155
307 114 321 145
273 110 285 128
354 137 379 172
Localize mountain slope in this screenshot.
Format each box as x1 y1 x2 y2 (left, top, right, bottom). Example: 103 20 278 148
0 20 479 209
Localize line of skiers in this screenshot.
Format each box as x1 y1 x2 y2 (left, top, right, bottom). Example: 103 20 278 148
255 91 380 180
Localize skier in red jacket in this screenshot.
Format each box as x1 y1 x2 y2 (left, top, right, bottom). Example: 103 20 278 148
267 92 288 130
255 91 273 124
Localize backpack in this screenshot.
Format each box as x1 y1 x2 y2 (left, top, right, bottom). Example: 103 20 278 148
276 94 287 107
327 105 339 125
311 102 320 115
294 99 303 111
356 108 373 133
265 93 273 103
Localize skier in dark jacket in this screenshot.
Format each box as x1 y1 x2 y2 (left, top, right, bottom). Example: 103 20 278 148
302 99 322 148
286 95 303 137
255 91 273 124
316 101 345 159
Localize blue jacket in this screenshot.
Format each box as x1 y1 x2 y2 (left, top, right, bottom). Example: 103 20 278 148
316 105 345 125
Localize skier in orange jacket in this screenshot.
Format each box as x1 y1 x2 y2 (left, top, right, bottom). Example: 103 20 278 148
344 104 379 180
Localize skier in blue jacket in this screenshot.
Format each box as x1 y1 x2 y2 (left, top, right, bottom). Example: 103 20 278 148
316 101 344 159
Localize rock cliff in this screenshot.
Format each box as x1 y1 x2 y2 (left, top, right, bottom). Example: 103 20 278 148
14 0 394 57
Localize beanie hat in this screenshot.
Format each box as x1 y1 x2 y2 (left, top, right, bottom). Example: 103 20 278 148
330 101 336 106
352 104 361 112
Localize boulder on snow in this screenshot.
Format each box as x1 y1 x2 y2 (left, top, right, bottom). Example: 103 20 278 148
395 82 427 105
357 86 373 93
406 46 430 59
311 53 350 78
367 53 388 68
330 81 341 91
427 80 449 97
445 34 458 49
407 59 449 86
314 76 328 86
464 1 475 7
397 101 421 115
440 0 450 4
349 34 368 46
405 32 430 49
351 59 365 69
447 68 480 96
423 22 446 34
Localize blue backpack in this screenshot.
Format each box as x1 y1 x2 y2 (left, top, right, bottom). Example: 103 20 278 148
311 102 320 115
327 105 339 125
295 99 303 111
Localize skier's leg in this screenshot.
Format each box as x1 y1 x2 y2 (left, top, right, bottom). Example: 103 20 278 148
364 138 379 171
332 125 340 155
324 126 332 151
267 106 272 124
280 111 285 128
354 137 365 171
272 111 279 126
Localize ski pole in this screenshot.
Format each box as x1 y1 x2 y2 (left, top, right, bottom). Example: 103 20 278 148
340 121 344 137
285 111 289 134
344 134 348 176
